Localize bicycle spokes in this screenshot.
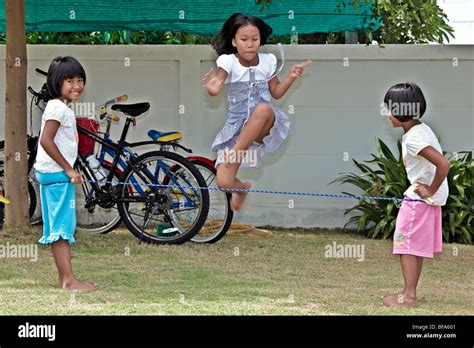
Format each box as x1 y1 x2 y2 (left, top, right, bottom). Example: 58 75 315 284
117 151 209 244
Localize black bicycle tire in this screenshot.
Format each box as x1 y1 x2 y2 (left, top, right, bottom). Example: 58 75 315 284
0 140 37 226
189 160 233 244
117 150 210 244
27 180 37 219
0 182 37 227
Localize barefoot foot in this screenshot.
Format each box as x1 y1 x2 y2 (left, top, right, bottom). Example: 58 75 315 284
62 279 97 292
381 292 402 299
231 182 251 212
382 293 417 307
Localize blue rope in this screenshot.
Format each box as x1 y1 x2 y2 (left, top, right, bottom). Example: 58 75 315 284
84 179 422 202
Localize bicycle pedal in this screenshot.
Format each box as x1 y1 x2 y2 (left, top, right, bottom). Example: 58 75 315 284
156 224 179 237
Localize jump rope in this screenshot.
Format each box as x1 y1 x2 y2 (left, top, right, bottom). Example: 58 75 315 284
71 43 428 204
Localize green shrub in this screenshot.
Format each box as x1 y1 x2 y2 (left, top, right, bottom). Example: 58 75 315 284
443 151 474 243
332 138 473 244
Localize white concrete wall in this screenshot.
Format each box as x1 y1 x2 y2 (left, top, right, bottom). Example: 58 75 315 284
1 44 473 228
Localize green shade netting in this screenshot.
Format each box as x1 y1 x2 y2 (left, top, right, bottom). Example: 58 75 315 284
0 0 380 35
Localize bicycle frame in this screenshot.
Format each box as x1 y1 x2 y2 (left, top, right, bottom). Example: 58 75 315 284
77 120 199 208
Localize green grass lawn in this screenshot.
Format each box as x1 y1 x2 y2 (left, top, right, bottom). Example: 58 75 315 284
0 227 472 315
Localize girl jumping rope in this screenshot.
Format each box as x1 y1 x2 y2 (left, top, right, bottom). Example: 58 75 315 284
34 56 97 292
382 82 450 307
203 13 311 212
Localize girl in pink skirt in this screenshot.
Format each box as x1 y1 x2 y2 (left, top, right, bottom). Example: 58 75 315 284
382 82 450 307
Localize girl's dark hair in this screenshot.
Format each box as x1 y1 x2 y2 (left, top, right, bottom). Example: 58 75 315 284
211 13 272 55
46 56 86 100
383 82 426 122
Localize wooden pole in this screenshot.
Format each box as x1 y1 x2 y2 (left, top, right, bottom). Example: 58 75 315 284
4 0 29 226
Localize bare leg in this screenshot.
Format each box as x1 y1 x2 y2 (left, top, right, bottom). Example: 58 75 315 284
217 104 274 212
401 255 423 300
382 254 421 307
48 249 73 258
233 103 275 151
216 162 251 212
51 239 97 292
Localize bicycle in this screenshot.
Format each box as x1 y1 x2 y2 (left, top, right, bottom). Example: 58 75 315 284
76 102 211 244
76 103 233 244
79 98 233 244
17 69 211 244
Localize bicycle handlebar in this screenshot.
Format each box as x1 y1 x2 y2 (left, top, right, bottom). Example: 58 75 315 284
36 68 47 76
35 67 127 109
102 95 128 108
98 96 128 123
27 86 43 98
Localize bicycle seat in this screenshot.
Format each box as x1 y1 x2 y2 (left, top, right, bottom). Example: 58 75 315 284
148 130 182 142
111 102 150 117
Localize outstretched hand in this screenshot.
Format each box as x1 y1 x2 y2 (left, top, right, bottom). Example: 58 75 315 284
203 68 226 96
289 60 312 79
202 68 218 86
203 68 225 88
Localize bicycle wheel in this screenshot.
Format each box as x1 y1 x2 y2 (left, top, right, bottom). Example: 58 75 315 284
75 159 123 234
0 182 36 228
117 151 209 244
0 141 37 228
189 160 233 243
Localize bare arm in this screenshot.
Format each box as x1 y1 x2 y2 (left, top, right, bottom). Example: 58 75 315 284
268 75 295 100
413 146 450 199
269 60 312 100
40 120 82 184
203 68 228 96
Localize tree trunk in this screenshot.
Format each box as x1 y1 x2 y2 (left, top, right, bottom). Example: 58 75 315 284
4 0 29 226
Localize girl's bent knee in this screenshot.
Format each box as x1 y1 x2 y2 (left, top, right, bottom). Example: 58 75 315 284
252 104 274 122
254 103 273 115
